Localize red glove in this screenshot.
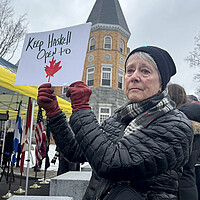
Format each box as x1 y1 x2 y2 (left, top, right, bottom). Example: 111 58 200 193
66 81 92 113
37 83 61 118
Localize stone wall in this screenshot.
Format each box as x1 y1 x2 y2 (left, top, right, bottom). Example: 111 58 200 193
90 87 128 118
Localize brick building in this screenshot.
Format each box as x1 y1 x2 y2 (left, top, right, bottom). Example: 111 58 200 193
61 0 131 122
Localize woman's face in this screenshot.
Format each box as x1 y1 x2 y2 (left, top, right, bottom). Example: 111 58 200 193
125 54 161 103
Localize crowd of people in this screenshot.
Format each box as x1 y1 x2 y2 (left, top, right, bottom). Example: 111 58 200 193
37 45 200 200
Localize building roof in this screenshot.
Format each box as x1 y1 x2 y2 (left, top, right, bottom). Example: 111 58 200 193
87 0 130 34
0 57 18 73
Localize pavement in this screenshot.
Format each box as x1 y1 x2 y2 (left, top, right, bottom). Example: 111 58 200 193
12 166 58 180
0 166 58 200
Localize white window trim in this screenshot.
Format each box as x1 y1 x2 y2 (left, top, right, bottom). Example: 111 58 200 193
89 37 95 51
118 66 125 89
101 63 113 87
98 103 113 107
120 39 124 54
62 85 68 94
98 106 111 123
104 35 112 50
86 64 95 87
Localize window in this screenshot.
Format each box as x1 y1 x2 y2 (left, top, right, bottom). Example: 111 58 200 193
101 66 112 87
62 85 68 94
89 37 95 51
87 67 94 86
120 39 124 54
99 107 111 123
118 69 124 89
104 35 112 50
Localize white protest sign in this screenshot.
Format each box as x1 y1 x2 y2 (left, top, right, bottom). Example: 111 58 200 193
15 22 92 86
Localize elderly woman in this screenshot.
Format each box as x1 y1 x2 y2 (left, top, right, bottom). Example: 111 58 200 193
37 46 193 200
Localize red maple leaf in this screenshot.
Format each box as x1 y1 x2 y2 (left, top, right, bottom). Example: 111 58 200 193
44 57 62 82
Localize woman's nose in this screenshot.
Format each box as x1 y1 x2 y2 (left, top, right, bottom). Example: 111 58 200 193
130 70 140 82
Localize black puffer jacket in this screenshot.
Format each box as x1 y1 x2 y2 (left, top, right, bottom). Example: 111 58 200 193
178 103 200 200
49 106 193 200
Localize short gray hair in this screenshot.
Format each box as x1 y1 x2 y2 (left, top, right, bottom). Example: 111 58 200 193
126 52 162 85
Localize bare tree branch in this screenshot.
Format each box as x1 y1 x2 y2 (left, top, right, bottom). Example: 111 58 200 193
0 0 28 60
185 32 200 94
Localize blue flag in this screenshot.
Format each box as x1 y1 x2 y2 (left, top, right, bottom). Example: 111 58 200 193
12 100 22 165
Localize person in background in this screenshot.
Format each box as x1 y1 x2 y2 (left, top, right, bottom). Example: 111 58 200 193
186 94 200 200
51 146 59 165
2 128 14 166
37 46 193 200
188 95 199 103
168 84 200 200
167 83 188 107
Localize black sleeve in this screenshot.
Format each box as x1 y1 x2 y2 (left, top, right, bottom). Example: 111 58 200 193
184 134 200 169
69 109 193 181
49 111 86 163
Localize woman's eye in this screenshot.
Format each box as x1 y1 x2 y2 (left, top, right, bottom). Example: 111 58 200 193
127 69 134 74
141 69 150 74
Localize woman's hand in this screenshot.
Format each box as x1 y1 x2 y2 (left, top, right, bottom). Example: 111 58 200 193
66 81 92 113
37 83 61 118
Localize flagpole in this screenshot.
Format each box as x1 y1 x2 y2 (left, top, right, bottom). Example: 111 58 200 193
29 163 41 189
14 172 25 194
15 104 29 194
2 164 13 199
40 121 50 184
39 156 49 184
25 98 35 196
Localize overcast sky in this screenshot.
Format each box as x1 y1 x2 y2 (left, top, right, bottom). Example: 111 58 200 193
9 0 200 95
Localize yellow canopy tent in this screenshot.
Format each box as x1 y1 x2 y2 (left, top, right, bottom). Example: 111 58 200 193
0 66 72 120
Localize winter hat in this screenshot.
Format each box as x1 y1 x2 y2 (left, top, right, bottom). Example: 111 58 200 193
187 95 198 102
125 46 176 91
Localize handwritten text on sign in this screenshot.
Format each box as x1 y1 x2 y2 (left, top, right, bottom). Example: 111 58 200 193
25 32 72 63
15 22 91 86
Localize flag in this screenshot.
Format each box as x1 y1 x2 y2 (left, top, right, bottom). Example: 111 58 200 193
11 100 22 165
35 106 44 166
20 97 32 173
45 120 51 169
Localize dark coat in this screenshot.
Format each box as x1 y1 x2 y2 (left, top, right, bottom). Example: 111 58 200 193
178 103 200 200
49 107 193 200
179 103 200 123
3 131 14 165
